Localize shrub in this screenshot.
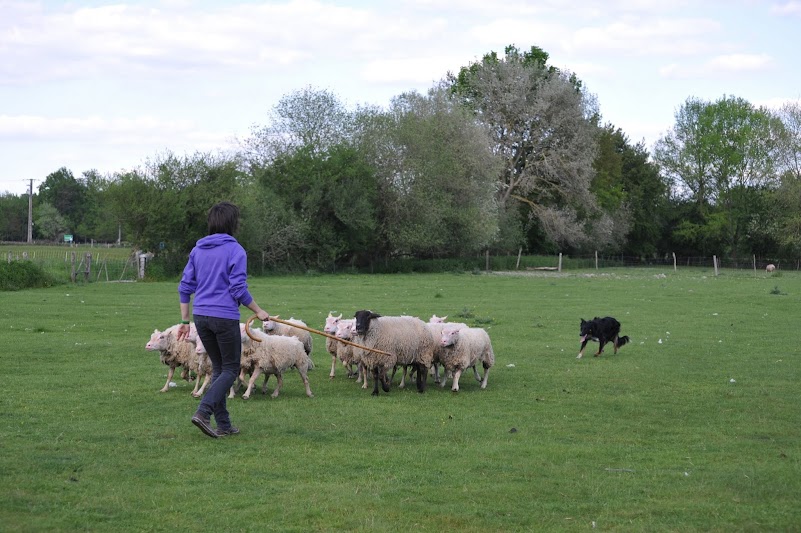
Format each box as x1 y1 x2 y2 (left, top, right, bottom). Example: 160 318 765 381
0 261 60 291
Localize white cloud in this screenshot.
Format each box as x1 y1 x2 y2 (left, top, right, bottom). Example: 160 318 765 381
770 1 801 16
706 53 774 72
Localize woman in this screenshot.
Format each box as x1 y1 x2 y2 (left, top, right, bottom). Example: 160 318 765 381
177 202 269 438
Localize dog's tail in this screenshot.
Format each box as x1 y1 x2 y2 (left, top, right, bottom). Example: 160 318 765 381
618 335 630 348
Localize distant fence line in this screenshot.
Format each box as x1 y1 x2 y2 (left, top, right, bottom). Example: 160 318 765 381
3 249 148 283
3 247 795 283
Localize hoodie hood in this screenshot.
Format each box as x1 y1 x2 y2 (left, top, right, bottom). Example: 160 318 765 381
196 233 237 249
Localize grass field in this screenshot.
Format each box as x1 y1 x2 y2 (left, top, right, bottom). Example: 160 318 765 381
2 268 799 531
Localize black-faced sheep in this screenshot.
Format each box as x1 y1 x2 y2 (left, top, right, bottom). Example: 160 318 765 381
239 328 314 399
438 324 495 391
353 310 437 395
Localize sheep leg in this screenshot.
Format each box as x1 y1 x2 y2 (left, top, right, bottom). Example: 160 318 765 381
415 363 428 393
480 363 490 389
299 369 314 398
195 372 211 397
242 368 262 400
432 362 441 384
361 364 370 389
371 368 381 396
261 374 270 395
191 373 201 396
270 374 283 398
472 365 482 382
451 368 463 392
160 366 176 392
329 355 337 379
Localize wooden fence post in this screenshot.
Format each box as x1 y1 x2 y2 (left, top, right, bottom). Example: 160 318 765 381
713 255 719 276
84 253 92 282
595 250 598 270
485 250 490 272
558 253 563 272
70 252 77 282
672 252 677 272
516 247 522 270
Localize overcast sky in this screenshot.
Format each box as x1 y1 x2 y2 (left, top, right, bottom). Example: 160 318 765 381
1 0 800 195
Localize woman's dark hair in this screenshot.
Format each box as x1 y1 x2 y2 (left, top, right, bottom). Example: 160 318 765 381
207 202 240 236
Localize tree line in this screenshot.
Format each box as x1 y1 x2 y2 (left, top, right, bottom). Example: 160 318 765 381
1 45 800 273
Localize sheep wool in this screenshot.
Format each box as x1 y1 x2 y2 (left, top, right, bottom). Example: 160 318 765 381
263 317 313 358
354 311 437 395
145 324 195 393
239 328 314 399
438 325 495 392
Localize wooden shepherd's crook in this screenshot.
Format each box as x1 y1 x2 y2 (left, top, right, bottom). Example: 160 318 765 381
245 314 395 357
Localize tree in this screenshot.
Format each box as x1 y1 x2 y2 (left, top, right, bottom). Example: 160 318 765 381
37 167 88 238
655 95 780 256
448 45 606 250
775 101 801 181
34 202 68 241
362 86 502 258
593 125 669 256
241 86 354 169
0 193 29 241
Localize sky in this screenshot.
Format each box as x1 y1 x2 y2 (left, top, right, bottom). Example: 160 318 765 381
1 0 800 196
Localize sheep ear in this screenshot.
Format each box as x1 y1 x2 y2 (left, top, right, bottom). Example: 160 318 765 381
370 312 381 319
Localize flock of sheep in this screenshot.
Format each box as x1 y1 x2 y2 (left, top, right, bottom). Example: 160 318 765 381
145 311 495 398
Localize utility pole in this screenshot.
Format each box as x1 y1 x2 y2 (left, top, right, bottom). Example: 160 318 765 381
27 179 34 243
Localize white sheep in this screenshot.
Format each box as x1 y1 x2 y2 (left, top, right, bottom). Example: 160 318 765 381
426 315 468 384
334 318 365 384
353 310 437 395
186 335 214 398
324 312 343 378
239 327 314 399
145 324 196 393
263 317 313 358
438 325 495 392
766 263 776 272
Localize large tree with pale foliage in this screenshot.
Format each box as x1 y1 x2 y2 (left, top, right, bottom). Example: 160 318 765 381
447 45 619 251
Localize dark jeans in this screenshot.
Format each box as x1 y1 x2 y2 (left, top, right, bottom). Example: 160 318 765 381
193 315 241 429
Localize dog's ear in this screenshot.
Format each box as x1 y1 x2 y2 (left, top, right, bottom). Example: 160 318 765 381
580 318 586 325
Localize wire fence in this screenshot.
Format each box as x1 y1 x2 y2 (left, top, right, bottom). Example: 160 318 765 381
3 245 796 284
2 248 144 283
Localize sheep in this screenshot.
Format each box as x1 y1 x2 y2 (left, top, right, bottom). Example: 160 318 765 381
263 317 313 358
186 335 214 398
426 315 468 384
239 327 314 399
324 312 343 378
145 324 197 393
438 324 495 392
334 318 365 384
766 264 776 272
353 310 437 395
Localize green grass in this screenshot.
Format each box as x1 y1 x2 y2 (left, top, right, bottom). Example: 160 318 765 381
1 268 799 531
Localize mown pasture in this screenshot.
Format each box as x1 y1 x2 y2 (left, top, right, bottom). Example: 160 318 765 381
1 269 799 531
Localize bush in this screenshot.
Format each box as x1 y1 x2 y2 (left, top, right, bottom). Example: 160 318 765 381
0 261 61 291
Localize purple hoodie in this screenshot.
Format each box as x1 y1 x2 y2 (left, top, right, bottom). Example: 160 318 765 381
178 234 253 320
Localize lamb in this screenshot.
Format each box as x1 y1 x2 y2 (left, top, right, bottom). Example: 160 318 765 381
438 324 495 392
186 335 214 398
353 310 437 395
426 315 468 384
145 324 197 393
334 318 364 384
766 264 776 272
324 312 343 378
239 327 314 399
263 317 313 358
